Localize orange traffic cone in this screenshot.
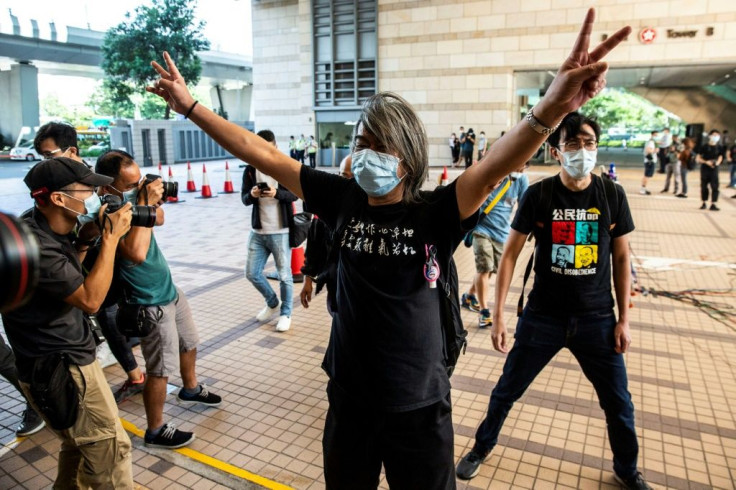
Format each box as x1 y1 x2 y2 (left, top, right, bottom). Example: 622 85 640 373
291 245 305 283
196 164 217 199
221 161 234 194
186 162 197 192
440 166 449 186
166 166 180 203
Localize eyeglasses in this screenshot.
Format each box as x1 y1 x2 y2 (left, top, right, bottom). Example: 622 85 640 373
41 147 69 159
560 140 598 152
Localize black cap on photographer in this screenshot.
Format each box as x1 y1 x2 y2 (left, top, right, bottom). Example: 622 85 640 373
24 157 113 201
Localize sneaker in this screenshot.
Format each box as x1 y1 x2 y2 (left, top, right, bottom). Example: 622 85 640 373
256 300 281 321
639 188 651 195
16 408 45 437
710 204 720 211
700 203 707 209
456 449 488 480
177 384 222 407
479 310 492 328
659 189 668 193
461 293 481 312
144 423 195 449
614 471 653 490
276 315 291 332
675 193 687 198
114 373 146 404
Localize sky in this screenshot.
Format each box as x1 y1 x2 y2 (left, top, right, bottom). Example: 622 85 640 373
3 0 252 109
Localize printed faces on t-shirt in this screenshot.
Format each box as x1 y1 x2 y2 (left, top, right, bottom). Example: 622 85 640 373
550 207 601 276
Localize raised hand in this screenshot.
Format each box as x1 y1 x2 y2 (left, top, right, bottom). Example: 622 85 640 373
538 8 631 122
146 51 196 115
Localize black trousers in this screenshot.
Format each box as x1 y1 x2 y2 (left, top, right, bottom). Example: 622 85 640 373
323 382 455 490
463 151 473 168
308 152 316 168
296 150 306 164
97 304 139 374
700 165 719 203
0 335 22 393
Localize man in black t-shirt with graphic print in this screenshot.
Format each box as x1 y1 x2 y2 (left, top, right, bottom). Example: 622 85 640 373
457 113 652 490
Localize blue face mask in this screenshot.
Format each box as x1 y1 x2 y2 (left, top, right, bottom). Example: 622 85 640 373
352 149 404 197
61 192 101 225
561 149 597 179
111 185 138 204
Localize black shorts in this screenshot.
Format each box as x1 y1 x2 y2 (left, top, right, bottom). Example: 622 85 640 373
644 162 655 177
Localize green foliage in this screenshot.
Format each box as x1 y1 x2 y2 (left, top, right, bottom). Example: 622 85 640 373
101 0 210 119
580 88 682 134
86 80 135 119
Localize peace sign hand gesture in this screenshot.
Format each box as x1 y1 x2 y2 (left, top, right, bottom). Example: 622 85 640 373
146 51 196 115
536 8 631 124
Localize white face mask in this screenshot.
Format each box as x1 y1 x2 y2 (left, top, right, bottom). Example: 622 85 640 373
709 135 720 144
561 149 597 179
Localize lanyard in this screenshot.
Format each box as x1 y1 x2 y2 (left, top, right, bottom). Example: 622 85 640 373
482 177 512 215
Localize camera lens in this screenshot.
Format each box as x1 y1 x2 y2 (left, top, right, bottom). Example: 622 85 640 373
0 212 40 314
130 206 157 228
162 181 178 200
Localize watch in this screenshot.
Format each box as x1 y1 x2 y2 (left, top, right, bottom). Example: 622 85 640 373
525 107 560 136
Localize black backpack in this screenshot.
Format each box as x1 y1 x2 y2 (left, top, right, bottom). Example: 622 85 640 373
330 190 468 377
517 174 619 316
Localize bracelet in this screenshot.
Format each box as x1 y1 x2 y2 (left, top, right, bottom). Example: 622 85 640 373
525 107 561 136
185 100 199 119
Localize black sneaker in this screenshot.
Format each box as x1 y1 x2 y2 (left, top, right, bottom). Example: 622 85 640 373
700 203 707 209
710 204 720 211
16 408 45 437
144 423 195 449
614 471 653 490
456 449 488 480
177 384 222 407
114 373 146 404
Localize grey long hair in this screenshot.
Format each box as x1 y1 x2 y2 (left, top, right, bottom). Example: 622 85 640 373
352 92 429 204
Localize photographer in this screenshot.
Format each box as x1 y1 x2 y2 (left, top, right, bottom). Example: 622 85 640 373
242 130 298 333
96 150 221 450
2 158 134 488
460 127 476 168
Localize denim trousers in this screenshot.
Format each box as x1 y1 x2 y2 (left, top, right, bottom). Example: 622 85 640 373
474 307 639 479
245 231 293 317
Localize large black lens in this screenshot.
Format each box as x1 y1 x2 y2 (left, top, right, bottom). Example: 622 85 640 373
0 211 40 314
130 206 157 228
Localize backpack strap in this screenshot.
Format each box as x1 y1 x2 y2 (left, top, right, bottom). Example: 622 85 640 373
597 174 619 232
517 176 554 317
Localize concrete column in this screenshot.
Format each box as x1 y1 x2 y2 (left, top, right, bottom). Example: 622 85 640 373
0 63 40 145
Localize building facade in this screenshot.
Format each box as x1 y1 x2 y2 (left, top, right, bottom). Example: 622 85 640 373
252 0 736 166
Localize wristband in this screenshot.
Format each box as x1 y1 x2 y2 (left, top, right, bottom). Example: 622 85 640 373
185 100 199 119
525 107 561 136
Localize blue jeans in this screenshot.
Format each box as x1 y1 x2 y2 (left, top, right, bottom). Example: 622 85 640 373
474 307 639 479
245 231 293 317
729 162 736 188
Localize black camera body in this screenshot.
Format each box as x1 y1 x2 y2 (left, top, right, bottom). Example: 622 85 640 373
144 174 178 201
0 211 40 313
101 195 157 228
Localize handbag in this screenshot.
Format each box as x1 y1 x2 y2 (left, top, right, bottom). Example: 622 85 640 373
116 303 162 338
29 353 79 430
289 212 313 248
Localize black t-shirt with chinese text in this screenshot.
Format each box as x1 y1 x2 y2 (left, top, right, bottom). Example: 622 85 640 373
300 166 477 412
2 209 94 382
511 174 634 316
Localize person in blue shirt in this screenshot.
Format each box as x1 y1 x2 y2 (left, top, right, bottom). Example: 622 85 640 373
461 163 529 327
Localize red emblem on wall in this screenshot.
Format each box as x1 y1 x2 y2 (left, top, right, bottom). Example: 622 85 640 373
639 27 656 44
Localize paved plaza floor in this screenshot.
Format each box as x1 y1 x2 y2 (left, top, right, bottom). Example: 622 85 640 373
1 162 735 489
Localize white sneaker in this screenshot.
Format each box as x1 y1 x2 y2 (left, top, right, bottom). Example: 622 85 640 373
275 315 291 332
256 300 281 322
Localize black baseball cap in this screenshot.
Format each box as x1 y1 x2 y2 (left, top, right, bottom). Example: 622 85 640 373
24 157 113 200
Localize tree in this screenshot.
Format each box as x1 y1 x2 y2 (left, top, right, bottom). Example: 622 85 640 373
101 0 210 119
86 80 169 120
579 88 681 134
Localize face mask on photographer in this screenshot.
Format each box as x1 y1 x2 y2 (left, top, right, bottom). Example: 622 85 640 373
110 185 138 204
352 149 405 197
561 149 597 179
60 191 101 225
509 172 522 180
709 134 720 144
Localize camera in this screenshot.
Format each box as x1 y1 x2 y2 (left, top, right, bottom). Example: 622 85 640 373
144 174 178 201
101 195 157 228
0 211 40 314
